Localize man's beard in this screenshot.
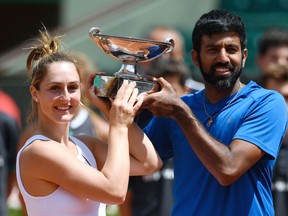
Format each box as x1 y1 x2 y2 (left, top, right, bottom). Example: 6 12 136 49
199 57 243 90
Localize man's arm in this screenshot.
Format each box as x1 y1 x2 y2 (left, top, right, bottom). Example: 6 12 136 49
143 77 269 185
173 102 265 185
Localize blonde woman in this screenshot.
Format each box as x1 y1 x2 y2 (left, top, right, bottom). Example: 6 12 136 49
16 28 162 216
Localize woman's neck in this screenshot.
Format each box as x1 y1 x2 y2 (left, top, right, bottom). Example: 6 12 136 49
34 120 70 145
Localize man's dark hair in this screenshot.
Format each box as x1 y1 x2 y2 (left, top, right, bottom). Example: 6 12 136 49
192 9 247 53
257 28 288 56
146 58 191 87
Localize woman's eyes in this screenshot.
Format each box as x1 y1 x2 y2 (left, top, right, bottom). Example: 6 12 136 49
49 85 79 92
68 85 79 91
50 86 61 91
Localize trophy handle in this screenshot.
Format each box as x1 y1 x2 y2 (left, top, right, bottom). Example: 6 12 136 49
89 27 101 37
165 38 175 53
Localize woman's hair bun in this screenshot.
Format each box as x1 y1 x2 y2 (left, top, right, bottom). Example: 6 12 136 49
26 26 62 76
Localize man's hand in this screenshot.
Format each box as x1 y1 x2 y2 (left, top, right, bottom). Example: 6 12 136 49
142 77 183 118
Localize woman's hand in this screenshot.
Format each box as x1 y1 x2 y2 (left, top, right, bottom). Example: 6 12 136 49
109 80 144 128
86 73 111 118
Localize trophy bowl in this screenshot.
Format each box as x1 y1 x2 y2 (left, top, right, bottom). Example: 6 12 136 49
89 27 174 97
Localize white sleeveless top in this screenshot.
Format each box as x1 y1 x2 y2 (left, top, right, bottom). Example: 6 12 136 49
16 135 106 216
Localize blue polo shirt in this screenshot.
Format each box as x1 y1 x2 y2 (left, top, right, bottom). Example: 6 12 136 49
144 81 287 216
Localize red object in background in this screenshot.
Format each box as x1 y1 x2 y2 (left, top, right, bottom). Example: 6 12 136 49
0 90 21 127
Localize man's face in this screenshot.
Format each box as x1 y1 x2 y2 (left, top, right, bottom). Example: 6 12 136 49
266 78 288 107
257 46 288 72
192 32 247 89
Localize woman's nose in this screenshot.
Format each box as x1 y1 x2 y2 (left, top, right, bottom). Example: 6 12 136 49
59 89 70 100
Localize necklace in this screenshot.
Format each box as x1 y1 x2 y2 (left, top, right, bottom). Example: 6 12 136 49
203 83 243 127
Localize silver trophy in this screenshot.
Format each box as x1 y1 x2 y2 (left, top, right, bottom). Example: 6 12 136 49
88 27 174 97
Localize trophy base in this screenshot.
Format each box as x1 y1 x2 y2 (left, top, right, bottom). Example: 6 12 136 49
93 75 159 98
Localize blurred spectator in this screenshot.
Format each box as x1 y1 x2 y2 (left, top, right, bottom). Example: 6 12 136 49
0 89 21 128
147 26 186 62
262 64 288 106
256 28 288 216
0 81 22 215
0 111 20 216
147 58 191 96
256 28 288 73
261 64 288 216
140 25 204 91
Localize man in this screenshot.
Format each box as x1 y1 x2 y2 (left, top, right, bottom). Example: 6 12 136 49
261 64 288 107
0 111 19 215
142 9 287 215
256 28 288 216
261 63 288 216
256 28 288 72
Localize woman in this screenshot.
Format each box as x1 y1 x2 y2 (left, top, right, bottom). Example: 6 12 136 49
16 28 162 216
15 51 112 216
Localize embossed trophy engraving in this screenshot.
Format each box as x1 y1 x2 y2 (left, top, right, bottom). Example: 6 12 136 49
89 27 174 97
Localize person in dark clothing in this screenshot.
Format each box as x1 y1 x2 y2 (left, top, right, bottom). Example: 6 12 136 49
0 111 20 216
261 63 288 216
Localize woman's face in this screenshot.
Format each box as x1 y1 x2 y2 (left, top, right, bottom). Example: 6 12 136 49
31 61 81 124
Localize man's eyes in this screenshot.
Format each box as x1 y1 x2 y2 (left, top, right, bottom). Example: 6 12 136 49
206 47 238 53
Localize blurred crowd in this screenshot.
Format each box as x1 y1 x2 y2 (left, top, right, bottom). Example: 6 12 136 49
1 12 288 216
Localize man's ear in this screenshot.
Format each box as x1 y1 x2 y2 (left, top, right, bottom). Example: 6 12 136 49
191 50 200 68
242 48 248 68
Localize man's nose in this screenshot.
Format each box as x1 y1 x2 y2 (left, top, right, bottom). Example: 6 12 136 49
216 49 230 63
